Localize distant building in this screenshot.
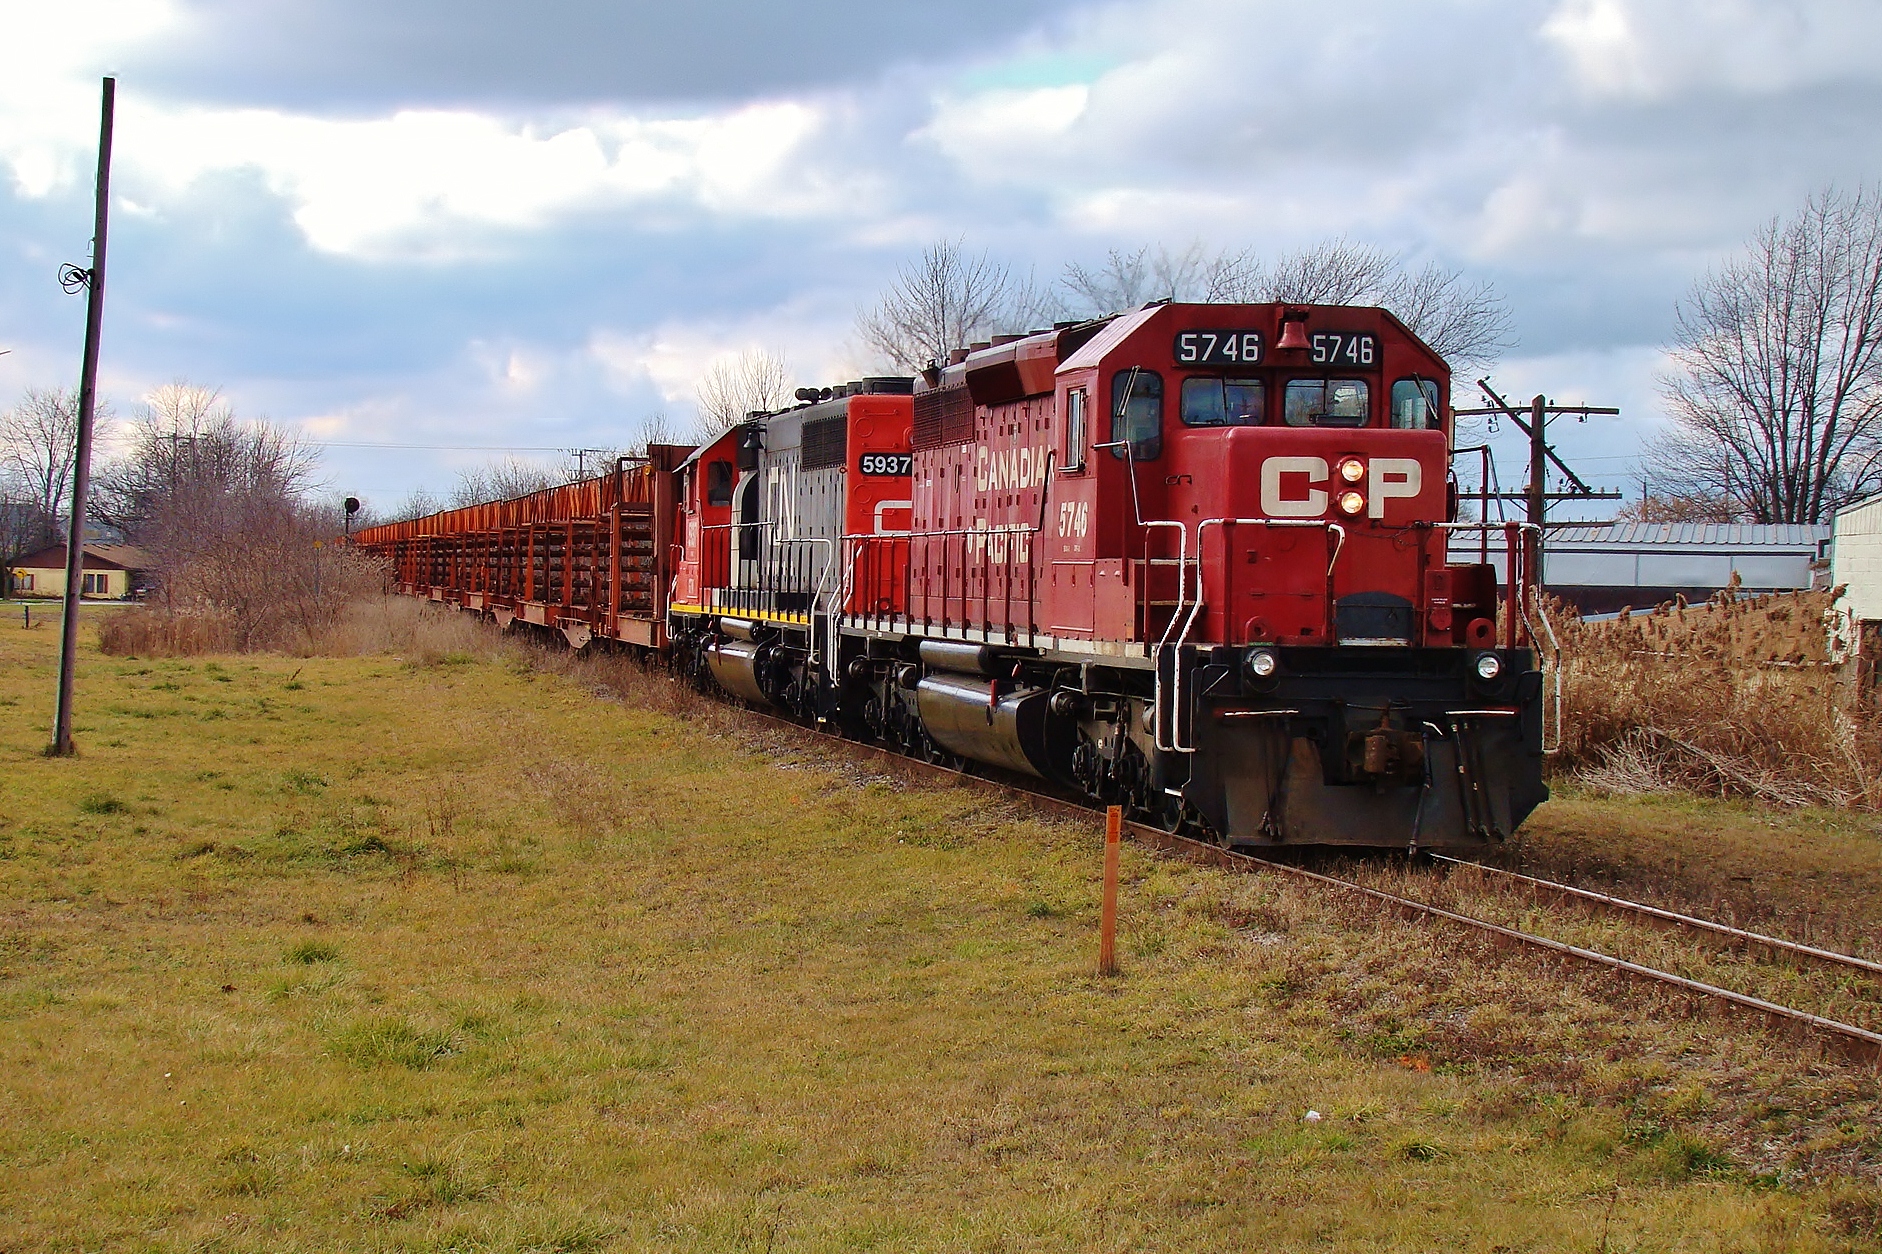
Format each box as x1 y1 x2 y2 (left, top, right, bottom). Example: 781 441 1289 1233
1831 494 1882 625
9 544 151 601
1452 523 1828 615
1830 496 1882 696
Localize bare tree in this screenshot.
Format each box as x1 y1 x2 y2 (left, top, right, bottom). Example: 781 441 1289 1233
633 411 676 454
1378 262 1511 374
90 382 352 645
387 486 442 523
1003 268 1073 336
1054 237 1510 374
695 349 792 437
1255 239 1400 305
1 387 101 550
856 240 1014 372
1655 186 1882 524
92 383 313 540
1063 244 1258 315
1245 239 1510 373
450 457 558 507
1616 489 1740 524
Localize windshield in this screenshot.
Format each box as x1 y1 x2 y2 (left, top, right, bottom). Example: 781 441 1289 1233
1180 377 1264 426
1284 378 1370 428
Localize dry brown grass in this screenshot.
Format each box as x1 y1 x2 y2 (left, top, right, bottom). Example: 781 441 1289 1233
1541 585 1882 809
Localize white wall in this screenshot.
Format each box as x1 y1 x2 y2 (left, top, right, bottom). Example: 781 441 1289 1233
1832 495 1882 624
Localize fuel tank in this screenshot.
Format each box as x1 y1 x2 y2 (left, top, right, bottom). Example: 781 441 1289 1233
707 638 774 707
915 671 1072 779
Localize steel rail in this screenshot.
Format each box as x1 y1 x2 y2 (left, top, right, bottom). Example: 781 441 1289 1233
730 705 1882 1066
1427 853 1882 979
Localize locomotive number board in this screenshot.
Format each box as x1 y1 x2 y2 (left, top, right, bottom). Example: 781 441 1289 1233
857 452 913 476
1309 331 1378 367
1173 330 1262 366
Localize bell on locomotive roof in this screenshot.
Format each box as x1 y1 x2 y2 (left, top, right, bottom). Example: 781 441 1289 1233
1277 311 1310 351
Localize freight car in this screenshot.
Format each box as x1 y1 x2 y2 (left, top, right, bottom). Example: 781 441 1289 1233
355 302 1548 850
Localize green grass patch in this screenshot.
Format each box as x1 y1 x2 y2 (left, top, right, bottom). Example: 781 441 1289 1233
285 939 341 964
329 1015 459 1070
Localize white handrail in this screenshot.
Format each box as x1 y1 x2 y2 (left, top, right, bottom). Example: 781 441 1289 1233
1167 518 1346 754
1526 584 1564 754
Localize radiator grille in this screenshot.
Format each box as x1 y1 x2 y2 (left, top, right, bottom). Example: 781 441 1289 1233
912 386 975 450
800 415 847 470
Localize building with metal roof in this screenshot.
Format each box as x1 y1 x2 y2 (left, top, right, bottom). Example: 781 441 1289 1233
1451 522 1827 615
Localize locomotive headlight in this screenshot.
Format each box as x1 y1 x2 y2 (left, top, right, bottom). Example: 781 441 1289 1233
1336 489 1366 515
1337 456 1366 483
1474 652 1503 681
1246 648 1279 679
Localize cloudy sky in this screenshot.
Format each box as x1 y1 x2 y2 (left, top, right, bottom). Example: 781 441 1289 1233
2 0 1879 514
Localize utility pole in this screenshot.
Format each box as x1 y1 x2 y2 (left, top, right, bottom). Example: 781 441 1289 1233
570 447 604 480
50 77 115 758
1454 381 1622 590
1528 393 1547 584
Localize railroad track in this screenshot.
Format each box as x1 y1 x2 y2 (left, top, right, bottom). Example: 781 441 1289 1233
1427 854 1882 981
739 707 1882 1067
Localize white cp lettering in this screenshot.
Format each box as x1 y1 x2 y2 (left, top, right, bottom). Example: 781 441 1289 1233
1367 458 1422 519
1260 456 1328 517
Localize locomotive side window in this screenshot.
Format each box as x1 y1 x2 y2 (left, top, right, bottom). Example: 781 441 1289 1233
1283 378 1370 428
705 459 734 506
1109 368 1162 460
1180 377 1264 427
1065 387 1088 471
737 476 760 560
1391 378 1442 430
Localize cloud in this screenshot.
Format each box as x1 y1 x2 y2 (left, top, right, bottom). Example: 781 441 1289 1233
5 0 1882 508
588 300 867 420
124 0 1091 110
918 86 1089 179
1542 0 1882 101
119 98 841 258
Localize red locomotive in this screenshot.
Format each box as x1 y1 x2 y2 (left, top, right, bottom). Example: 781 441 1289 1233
356 301 1547 850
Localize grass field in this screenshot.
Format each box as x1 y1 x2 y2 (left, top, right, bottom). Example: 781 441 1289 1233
3 605 1881 1252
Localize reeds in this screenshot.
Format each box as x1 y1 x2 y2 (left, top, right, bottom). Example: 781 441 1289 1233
1541 583 1881 808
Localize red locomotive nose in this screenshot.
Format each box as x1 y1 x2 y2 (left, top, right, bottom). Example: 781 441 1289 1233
1276 311 1309 351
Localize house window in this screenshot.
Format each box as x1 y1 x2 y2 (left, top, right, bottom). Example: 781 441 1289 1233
17 573 33 592
1064 388 1087 471
82 573 108 595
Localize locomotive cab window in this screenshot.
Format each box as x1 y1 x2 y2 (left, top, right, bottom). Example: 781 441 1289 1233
1064 387 1088 471
1391 378 1442 430
1180 376 1264 427
1283 378 1370 428
1109 368 1162 459
705 459 734 506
